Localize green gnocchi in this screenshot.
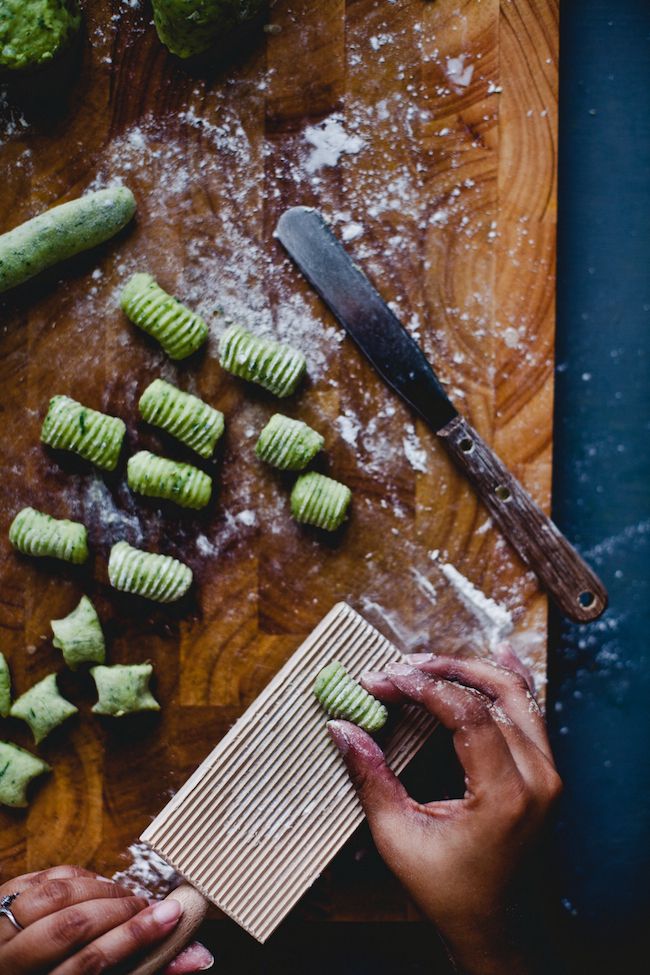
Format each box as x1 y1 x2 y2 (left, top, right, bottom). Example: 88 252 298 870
313 661 387 732
10 673 78 745
127 450 212 510
108 541 193 603
255 413 324 471
41 394 126 471
139 378 224 459
290 472 351 531
0 741 51 809
51 596 106 671
0 186 136 294
0 652 11 718
9 506 89 564
91 663 160 717
219 324 306 398
120 273 208 360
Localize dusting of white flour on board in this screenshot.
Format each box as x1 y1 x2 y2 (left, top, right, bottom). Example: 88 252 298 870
438 561 514 650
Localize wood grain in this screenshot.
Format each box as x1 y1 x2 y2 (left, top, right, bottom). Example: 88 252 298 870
0 0 558 925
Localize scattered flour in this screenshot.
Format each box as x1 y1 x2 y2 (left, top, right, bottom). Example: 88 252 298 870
112 841 179 899
303 114 365 174
437 561 514 651
402 423 428 472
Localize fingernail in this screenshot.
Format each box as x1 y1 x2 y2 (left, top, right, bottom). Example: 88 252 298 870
327 720 351 755
385 662 416 675
404 653 435 662
153 898 183 925
359 670 385 681
96 875 116 884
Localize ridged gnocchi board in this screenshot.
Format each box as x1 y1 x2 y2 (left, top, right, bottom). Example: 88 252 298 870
140 602 437 944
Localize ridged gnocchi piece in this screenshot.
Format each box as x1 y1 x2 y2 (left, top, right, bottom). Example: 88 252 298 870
219 324 306 398
51 596 106 671
313 661 388 732
120 273 208 360
255 413 324 471
9 506 89 564
10 673 78 745
91 663 160 717
290 472 351 531
108 541 193 603
0 652 11 718
127 450 212 510
0 741 51 809
41 394 126 471
138 378 224 459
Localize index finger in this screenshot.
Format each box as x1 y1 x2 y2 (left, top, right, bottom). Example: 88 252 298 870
384 663 524 807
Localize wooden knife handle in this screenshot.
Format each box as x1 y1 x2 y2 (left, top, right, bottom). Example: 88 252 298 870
129 885 209 975
438 415 608 622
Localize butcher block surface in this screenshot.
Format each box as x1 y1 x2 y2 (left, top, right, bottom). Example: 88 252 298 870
0 0 558 922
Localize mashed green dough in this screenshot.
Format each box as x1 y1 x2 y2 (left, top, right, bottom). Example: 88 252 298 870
0 1 81 72
151 1 265 58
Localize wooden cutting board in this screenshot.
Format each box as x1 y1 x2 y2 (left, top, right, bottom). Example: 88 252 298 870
0 0 557 922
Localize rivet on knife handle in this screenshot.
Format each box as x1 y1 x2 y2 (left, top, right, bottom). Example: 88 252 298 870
438 416 608 623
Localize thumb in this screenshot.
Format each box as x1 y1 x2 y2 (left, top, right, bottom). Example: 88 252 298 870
327 719 410 825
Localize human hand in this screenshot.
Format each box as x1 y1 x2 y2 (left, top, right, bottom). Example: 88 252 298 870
0 865 213 974
327 650 562 975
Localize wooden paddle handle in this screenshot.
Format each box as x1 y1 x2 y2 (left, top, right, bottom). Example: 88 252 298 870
438 415 608 622
129 885 209 975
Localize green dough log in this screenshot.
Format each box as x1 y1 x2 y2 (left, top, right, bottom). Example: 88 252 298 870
91 663 160 717
127 450 212 510
9 506 89 564
219 324 306 398
108 541 193 603
152 1 266 59
290 472 351 531
51 596 105 671
10 673 78 745
255 413 324 471
41 394 126 471
120 273 208 360
313 661 387 732
0 186 136 294
0 741 51 808
139 378 224 459
0 0 81 72
0 652 11 718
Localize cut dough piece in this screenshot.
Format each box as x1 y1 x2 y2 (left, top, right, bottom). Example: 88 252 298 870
313 661 387 732
290 472 351 531
219 324 306 398
0 741 51 808
51 596 106 670
139 378 224 459
108 541 193 603
91 663 160 717
41 395 126 471
9 673 78 744
9 507 88 564
121 273 208 360
0 652 11 718
127 450 212 510
255 414 324 471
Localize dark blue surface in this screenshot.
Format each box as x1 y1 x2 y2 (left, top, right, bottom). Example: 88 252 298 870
548 0 650 967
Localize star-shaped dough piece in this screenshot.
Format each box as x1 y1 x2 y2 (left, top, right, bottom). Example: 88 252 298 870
51 595 106 670
0 652 11 718
10 674 78 744
91 664 160 717
0 741 51 808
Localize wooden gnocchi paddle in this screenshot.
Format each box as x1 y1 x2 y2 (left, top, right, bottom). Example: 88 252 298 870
130 602 436 971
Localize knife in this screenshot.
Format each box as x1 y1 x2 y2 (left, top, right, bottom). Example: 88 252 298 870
275 206 607 624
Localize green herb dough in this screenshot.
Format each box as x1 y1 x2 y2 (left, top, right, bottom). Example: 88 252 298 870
10 673 78 745
0 741 51 808
51 596 106 671
152 1 265 59
91 664 160 717
0 1 81 72
314 661 387 733
0 652 11 718
0 186 136 294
